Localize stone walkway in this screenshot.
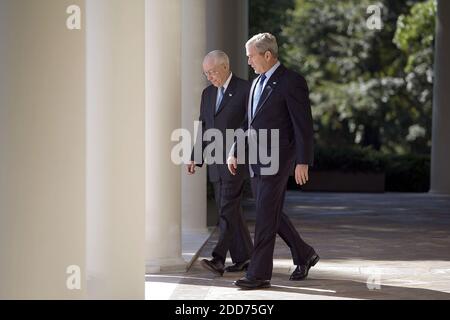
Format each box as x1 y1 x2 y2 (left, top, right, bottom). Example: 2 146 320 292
146 192 450 300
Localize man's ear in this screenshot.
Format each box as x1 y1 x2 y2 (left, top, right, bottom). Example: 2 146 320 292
265 51 272 60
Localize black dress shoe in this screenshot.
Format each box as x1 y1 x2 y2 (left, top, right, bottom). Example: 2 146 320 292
290 253 320 281
234 276 271 290
200 258 224 276
225 260 250 272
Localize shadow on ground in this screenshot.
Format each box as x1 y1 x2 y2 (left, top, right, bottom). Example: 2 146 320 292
146 192 450 300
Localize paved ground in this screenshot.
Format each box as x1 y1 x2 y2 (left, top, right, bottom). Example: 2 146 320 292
146 192 450 300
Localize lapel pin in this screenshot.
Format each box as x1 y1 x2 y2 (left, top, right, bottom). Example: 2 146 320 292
229 93 233 97
273 82 277 85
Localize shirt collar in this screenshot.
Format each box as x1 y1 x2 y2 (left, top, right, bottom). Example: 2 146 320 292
222 72 233 91
262 61 280 82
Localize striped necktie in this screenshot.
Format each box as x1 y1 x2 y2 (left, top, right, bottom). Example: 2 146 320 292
252 74 266 117
216 87 225 113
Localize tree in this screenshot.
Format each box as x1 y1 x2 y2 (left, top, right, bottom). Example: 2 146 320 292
394 0 436 154
279 0 434 154
249 0 295 78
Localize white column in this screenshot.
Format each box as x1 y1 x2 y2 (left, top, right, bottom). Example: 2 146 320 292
0 0 86 299
206 0 249 80
431 0 450 194
181 0 208 232
145 0 186 273
85 0 146 299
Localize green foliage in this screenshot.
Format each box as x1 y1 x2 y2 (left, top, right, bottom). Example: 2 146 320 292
249 0 296 54
312 144 386 173
384 153 430 192
278 0 435 155
311 144 430 192
249 0 296 32
394 0 436 57
248 0 435 191
393 0 436 153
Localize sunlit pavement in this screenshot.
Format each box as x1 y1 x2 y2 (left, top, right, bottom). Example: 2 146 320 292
146 192 450 300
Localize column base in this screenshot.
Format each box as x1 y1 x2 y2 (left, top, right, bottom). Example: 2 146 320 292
429 189 450 195
182 227 214 269
145 257 187 274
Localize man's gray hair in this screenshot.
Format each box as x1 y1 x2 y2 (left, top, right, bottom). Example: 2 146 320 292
204 50 230 67
246 33 279 58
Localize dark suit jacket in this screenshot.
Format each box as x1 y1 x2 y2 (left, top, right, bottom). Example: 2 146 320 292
192 75 251 182
239 64 314 176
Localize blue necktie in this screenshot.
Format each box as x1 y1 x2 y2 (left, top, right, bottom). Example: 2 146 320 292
216 87 225 113
252 74 266 117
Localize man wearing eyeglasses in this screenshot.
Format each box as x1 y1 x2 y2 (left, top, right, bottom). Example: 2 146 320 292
187 50 253 276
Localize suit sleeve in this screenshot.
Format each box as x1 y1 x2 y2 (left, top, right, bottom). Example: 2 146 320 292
285 74 314 166
190 89 207 167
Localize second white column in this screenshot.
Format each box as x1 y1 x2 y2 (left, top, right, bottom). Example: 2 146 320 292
145 0 186 273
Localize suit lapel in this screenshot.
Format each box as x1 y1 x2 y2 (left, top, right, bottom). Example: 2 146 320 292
248 77 259 124
251 65 286 124
207 86 216 123
215 75 237 116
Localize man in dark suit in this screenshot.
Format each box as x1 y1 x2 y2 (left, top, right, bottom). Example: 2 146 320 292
187 50 253 276
228 33 319 289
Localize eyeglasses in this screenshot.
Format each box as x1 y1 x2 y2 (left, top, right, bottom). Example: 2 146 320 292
203 69 220 77
203 64 225 77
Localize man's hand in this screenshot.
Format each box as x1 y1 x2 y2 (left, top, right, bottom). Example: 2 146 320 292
186 161 196 175
295 164 309 185
227 156 238 175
